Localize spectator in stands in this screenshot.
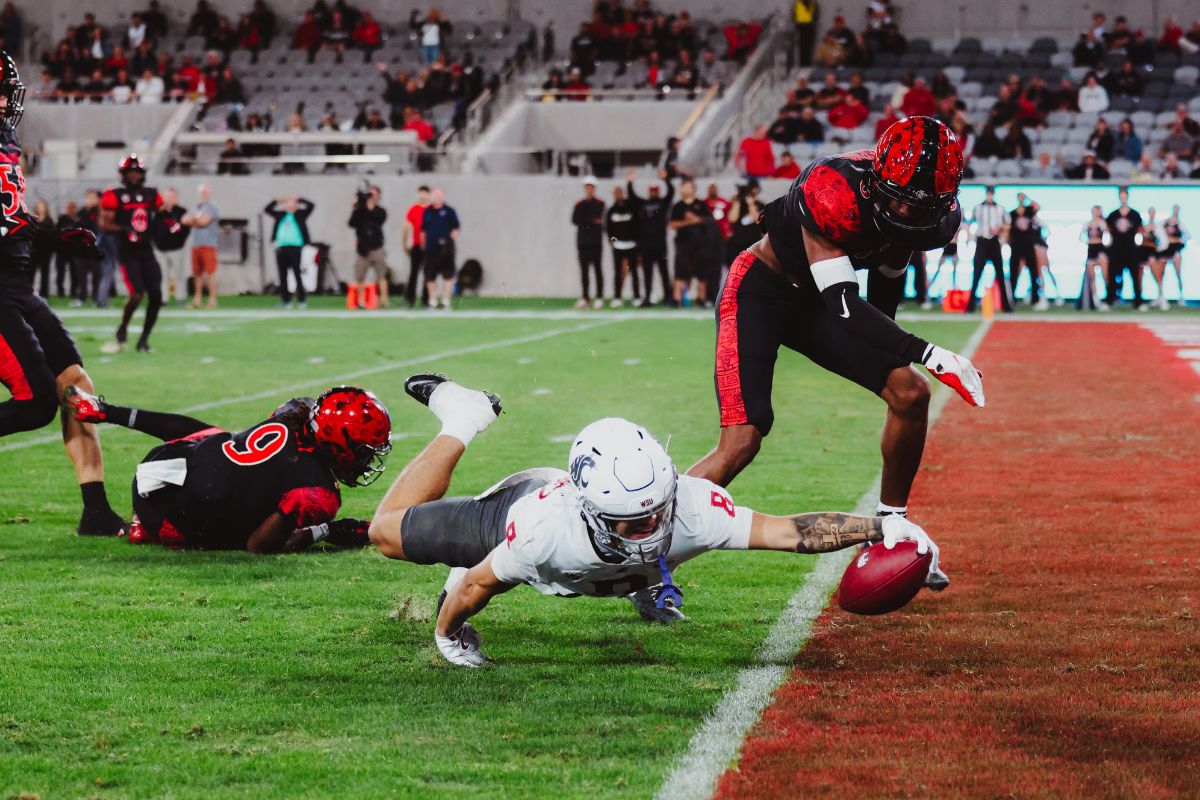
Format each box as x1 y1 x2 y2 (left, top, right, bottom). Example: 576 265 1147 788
793 0 818 67
142 1 168 40
103 46 129 77
293 11 323 56
217 138 248 175
797 106 826 143
1105 16 1133 50
402 106 435 144
110 69 135 104
562 67 592 101
1026 151 1064 180
237 15 262 54
1072 32 1104 69
214 68 246 105
767 110 800 149
828 92 868 129
987 84 1018 127
126 14 148 51
1064 151 1110 180
1158 18 1186 53
722 21 761 63
875 103 901 139
1 3 22 54
1085 118 1115 163
264 196 314 309
815 72 844 109
930 70 955 101
735 124 776 179
1077 73 1109 114
1173 103 1200 138
130 40 157 76
82 68 111 102
414 9 448 65
54 68 82 101
1160 153 1186 181
670 49 699 95
323 10 352 60
207 16 238 55
1158 121 1195 160
187 0 219 40
973 122 1001 160
1105 60 1143 98
773 151 801 179
814 30 846 68
1113 118 1143 162
997 123 1031 160
1045 78 1078 113
1015 77 1047 128
846 71 869 104
789 76 816 109
355 108 388 131
286 112 306 133
874 22 906 55
1089 12 1108 42
901 77 936 118
352 11 382 53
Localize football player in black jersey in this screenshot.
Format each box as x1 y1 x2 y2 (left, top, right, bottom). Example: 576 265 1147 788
61 386 391 552
0 51 127 537
688 117 985 590
99 154 164 353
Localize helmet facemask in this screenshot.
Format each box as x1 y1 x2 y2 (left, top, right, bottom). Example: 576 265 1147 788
581 477 677 564
871 180 951 235
0 53 25 130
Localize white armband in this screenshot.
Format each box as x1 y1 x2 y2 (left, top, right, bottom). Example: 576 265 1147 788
810 255 855 291
309 522 330 542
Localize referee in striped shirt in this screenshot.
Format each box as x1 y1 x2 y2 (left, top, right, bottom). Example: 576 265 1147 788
966 186 1013 313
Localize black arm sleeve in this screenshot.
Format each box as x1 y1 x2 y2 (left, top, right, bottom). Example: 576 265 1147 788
626 180 641 201
819 279 929 364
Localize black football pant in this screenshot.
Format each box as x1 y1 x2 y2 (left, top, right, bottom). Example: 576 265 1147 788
99 402 212 442
577 246 603 300
612 247 641 300
908 252 927 304
1009 243 1039 303
1106 248 1143 308
404 245 427 307
0 292 83 435
641 245 670 302
966 238 1012 312
116 248 164 346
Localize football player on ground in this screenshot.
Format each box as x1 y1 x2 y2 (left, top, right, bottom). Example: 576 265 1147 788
61 386 391 552
367 375 939 667
0 51 127 536
99 153 165 353
686 117 983 590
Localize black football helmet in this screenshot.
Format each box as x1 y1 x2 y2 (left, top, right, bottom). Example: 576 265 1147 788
870 116 963 237
118 153 147 184
0 51 25 130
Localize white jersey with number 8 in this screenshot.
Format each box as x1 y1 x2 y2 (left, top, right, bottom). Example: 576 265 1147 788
489 475 752 597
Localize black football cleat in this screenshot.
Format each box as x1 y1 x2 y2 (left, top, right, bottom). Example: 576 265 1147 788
628 587 687 624
135 341 153 353
77 506 128 537
924 566 950 592
404 373 502 416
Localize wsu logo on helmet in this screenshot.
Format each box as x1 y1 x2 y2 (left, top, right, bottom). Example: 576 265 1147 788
570 454 596 488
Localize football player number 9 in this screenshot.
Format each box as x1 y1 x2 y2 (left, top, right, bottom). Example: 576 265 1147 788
222 422 289 466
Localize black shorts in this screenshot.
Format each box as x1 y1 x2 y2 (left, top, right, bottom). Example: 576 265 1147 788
0 291 83 400
1159 242 1184 258
1086 243 1106 261
941 242 958 257
401 469 563 567
714 251 907 437
674 240 704 281
119 247 162 295
1139 246 1159 264
1009 239 1036 266
423 240 456 281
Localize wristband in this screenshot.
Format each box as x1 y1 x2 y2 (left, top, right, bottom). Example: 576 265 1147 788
810 255 855 291
309 522 330 542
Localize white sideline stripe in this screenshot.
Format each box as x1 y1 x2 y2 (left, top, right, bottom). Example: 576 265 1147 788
654 318 993 800
0 319 619 454
54 308 716 322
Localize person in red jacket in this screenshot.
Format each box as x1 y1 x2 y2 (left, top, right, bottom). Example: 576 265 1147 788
735 124 775 179
772 151 801 179
828 93 869 129
901 78 936 118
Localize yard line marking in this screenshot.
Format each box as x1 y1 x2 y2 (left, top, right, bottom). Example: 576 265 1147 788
54 308 716 322
0 319 620 454
654 319 992 800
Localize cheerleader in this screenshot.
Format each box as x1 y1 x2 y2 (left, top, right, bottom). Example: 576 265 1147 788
1159 204 1189 306
1078 205 1110 311
1140 207 1167 311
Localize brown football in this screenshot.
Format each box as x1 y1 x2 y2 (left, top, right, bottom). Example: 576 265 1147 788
837 541 932 615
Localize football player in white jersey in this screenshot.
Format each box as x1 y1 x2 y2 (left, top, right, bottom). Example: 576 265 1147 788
369 374 940 667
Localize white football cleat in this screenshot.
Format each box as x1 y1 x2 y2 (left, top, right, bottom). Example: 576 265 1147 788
591 298 604 310
99 340 125 354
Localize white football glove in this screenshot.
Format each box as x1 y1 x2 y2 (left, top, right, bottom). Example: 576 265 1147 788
921 344 985 408
881 516 941 579
435 623 492 668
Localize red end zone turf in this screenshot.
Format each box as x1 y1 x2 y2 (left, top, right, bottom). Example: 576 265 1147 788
716 322 1200 799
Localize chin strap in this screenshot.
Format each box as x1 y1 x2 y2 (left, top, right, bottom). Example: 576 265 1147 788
655 556 683 609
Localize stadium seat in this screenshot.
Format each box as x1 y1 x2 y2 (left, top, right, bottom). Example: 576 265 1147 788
994 159 1021 177
908 38 933 55
1108 159 1134 179
971 158 997 178
1155 110 1178 127
1031 37 1058 53
1049 52 1073 68
1130 111 1156 129
1173 66 1199 84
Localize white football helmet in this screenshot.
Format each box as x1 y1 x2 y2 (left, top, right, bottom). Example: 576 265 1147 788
568 418 678 564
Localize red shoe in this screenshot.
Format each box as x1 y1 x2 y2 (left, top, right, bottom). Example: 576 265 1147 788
62 385 107 423
127 516 157 544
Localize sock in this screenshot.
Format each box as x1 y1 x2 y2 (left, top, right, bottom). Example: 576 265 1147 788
877 502 907 517
440 418 480 447
80 481 112 512
430 383 493 447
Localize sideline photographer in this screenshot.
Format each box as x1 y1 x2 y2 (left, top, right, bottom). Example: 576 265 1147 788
347 183 389 309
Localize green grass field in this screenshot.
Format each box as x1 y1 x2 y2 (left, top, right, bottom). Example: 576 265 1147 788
0 302 974 799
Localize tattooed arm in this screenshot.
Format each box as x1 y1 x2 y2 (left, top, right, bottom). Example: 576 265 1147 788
747 511 884 553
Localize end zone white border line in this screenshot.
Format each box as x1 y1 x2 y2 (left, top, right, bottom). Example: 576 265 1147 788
0 319 620 454
654 319 993 800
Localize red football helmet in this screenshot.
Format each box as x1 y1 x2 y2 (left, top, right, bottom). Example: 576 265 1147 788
0 50 25 129
311 386 392 487
118 153 147 179
871 116 963 236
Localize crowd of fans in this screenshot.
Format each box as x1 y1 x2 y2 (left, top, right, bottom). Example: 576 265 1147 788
744 7 1200 181
27 2 498 137
539 1 759 100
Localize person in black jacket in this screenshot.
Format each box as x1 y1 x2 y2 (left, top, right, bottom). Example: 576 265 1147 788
571 176 605 309
263 195 314 308
605 185 641 308
627 169 674 306
347 184 388 309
